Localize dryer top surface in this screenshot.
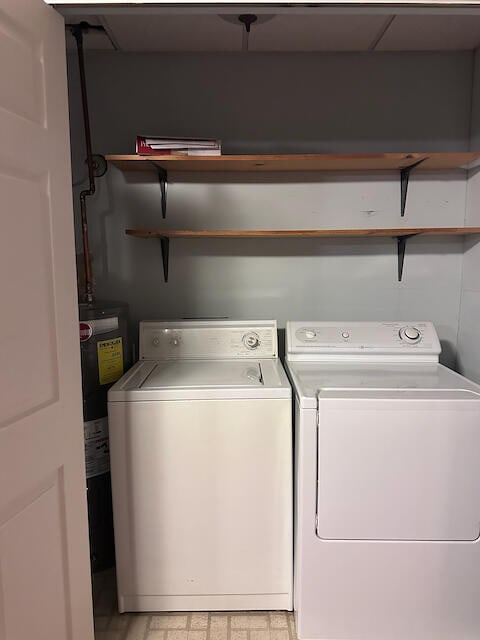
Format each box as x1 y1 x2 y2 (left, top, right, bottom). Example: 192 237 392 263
286 361 480 408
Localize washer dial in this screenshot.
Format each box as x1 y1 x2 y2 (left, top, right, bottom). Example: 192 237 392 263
399 326 422 343
243 332 260 350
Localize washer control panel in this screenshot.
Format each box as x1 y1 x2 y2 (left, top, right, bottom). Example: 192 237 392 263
140 320 278 359
287 321 441 357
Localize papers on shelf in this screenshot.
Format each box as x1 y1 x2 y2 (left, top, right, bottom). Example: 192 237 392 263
136 136 222 155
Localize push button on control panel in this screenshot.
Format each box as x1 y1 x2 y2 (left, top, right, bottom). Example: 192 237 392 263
305 330 317 339
399 326 422 343
342 332 350 339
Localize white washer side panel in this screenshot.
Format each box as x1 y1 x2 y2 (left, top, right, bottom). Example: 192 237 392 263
109 399 292 611
317 397 480 541
294 402 480 640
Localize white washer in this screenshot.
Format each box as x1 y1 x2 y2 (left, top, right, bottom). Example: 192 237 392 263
285 321 480 640
108 320 292 612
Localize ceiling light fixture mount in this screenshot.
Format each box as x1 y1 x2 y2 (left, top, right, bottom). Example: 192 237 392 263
218 13 275 52
238 13 258 51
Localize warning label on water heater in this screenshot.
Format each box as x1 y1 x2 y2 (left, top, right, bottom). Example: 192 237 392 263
97 337 124 385
84 417 110 479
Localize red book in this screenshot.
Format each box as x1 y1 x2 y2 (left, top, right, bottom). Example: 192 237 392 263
136 137 176 155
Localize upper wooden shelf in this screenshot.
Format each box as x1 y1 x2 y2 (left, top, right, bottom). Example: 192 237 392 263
107 153 480 173
126 227 480 239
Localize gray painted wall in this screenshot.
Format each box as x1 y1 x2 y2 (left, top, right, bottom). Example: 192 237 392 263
67 51 473 364
457 49 480 382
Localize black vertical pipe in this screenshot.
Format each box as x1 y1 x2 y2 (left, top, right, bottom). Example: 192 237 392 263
71 23 96 303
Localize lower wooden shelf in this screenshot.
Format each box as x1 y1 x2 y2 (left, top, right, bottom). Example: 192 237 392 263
125 227 480 283
126 227 480 239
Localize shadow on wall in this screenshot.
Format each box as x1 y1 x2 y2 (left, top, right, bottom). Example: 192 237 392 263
440 340 456 369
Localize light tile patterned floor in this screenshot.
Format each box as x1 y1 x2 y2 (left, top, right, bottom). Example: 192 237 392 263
93 570 297 640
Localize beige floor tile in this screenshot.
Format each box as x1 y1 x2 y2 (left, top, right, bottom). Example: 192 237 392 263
249 631 270 640
188 630 207 640
288 615 297 640
269 613 288 629
166 630 189 640
209 615 228 629
270 630 290 640
208 627 228 640
231 616 268 630
151 615 189 630
128 615 150 640
231 630 248 640
146 632 166 640
190 614 209 630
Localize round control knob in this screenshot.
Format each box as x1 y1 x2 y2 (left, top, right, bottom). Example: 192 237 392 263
243 332 260 350
342 332 350 339
305 330 316 339
152 337 160 346
399 326 422 343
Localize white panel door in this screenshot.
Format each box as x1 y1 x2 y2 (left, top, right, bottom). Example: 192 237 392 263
0 1 93 639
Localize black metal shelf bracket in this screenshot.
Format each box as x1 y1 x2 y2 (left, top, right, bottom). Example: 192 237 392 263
396 234 417 282
400 158 427 217
151 164 168 218
159 236 170 282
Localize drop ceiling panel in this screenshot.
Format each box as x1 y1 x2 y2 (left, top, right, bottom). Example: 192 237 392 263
377 15 480 50
249 15 390 51
104 15 242 52
67 12 480 52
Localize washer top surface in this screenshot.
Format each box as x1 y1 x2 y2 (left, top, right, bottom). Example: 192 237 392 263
143 360 264 388
109 358 291 401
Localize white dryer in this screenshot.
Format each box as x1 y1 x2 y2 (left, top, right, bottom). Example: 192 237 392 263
108 320 292 613
285 321 480 640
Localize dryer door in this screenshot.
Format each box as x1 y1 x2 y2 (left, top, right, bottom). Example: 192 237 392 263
316 389 480 541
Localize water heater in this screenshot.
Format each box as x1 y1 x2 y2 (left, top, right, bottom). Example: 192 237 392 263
79 300 130 572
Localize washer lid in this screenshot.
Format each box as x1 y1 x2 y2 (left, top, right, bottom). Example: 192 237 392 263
108 359 291 401
142 361 263 388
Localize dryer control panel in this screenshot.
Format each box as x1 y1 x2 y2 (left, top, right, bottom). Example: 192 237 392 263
286 321 441 360
140 320 278 360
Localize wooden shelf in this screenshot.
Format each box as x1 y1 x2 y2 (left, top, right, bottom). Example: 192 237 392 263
126 227 480 283
115 156 480 283
108 153 480 173
126 227 480 239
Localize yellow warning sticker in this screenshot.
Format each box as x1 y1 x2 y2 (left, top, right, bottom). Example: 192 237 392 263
97 337 124 385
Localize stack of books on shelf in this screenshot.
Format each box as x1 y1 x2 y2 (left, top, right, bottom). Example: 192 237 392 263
136 135 222 156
